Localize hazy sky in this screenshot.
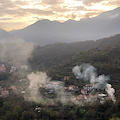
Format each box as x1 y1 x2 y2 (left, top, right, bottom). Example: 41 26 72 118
0 0 120 31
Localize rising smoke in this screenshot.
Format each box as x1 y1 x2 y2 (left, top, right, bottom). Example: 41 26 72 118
0 37 74 105
24 72 49 104
24 72 73 105
72 63 97 80
1 36 115 104
24 63 116 105
106 84 116 102
0 39 34 66
72 63 116 102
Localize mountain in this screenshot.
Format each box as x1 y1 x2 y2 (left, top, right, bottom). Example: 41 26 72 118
0 28 17 42
0 28 12 40
10 7 120 46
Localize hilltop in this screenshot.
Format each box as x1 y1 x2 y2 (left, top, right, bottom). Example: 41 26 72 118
28 34 120 71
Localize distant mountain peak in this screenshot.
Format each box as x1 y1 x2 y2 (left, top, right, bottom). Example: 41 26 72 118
64 19 76 23
0 28 16 41
112 7 120 11
33 19 51 25
98 7 120 18
38 19 51 22
10 7 120 46
35 19 62 24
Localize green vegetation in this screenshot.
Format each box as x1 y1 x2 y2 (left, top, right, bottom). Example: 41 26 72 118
0 96 120 120
28 34 120 71
0 34 120 119
49 42 120 87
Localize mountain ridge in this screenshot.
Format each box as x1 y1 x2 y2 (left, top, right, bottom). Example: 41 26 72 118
0 28 16 41
29 33 120 71
10 7 120 46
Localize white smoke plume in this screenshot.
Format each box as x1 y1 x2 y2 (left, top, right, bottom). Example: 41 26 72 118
0 39 34 66
106 84 116 102
72 63 116 102
72 63 97 80
24 72 49 104
24 72 73 105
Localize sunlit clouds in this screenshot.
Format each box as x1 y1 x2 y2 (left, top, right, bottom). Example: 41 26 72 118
0 0 119 31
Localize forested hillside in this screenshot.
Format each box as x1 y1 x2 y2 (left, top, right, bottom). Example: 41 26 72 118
0 34 120 120
0 41 120 120
49 41 120 79
29 34 120 71
48 42 120 100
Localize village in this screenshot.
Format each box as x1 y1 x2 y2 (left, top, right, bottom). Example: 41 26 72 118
0 64 28 73
0 85 17 98
0 64 113 105
40 76 113 104
0 63 28 98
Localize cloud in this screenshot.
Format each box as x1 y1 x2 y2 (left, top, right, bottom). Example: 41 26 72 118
75 0 120 7
51 5 71 13
83 0 103 6
0 18 13 21
14 1 30 6
75 6 86 10
0 4 53 18
0 8 28 17
0 0 119 31
76 0 105 6
41 0 64 5
24 8 54 16
0 0 16 8
107 0 120 6
0 21 29 31
0 0 27 17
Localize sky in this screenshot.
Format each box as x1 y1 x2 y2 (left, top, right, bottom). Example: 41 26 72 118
0 0 120 31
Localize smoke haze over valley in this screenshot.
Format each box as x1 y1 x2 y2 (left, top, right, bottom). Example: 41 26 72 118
0 4 120 120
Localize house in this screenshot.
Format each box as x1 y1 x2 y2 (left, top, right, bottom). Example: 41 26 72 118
9 85 17 91
83 84 93 91
84 95 92 102
0 64 6 72
64 87 69 91
106 96 112 101
64 76 70 80
35 106 41 112
98 93 107 100
89 94 98 101
76 94 86 101
0 86 4 91
42 81 63 92
81 89 87 95
21 65 28 70
19 79 26 82
10 66 17 73
68 85 76 91
0 90 9 98
21 91 25 94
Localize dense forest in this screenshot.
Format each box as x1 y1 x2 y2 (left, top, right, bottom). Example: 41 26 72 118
0 96 120 120
49 42 120 100
50 42 120 78
28 34 120 71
